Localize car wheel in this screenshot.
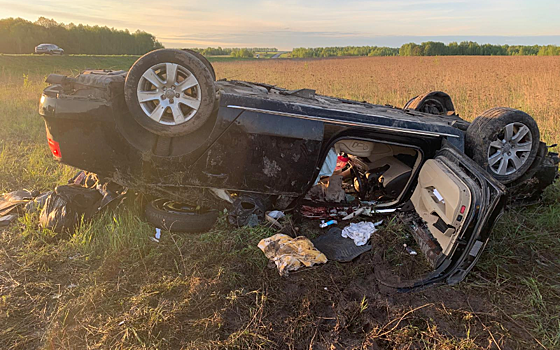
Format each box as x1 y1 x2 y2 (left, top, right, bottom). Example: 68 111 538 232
145 199 218 232
404 91 455 115
465 107 540 184
125 49 216 137
182 49 216 81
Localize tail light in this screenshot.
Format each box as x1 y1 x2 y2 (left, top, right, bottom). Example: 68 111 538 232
47 138 61 158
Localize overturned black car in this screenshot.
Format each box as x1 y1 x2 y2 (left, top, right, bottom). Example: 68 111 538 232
39 49 558 289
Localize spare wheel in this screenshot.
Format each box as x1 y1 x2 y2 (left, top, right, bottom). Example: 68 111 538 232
125 49 216 136
145 199 218 233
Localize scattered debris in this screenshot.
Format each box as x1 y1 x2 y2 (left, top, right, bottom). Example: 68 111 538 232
265 210 286 229
151 228 162 243
325 175 345 202
267 210 285 220
335 155 349 171
312 227 372 262
341 220 383 246
228 195 267 227
209 188 233 204
342 207 365 220
24 191 52 213
404 244 418 255
40 185 103 233
363 207 397 215
0 189 50 227
258 233 327 276
38 171 127 234
0 189 37 216
0 214 18 227
319 219 337 228
300 205 336 219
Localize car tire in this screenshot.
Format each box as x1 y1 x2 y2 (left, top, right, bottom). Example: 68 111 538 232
182 49 216 81
465 107 540 184
145 199 218 233
404 91 455 115
125 49 216 137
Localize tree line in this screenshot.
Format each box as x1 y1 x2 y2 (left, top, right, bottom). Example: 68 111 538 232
292 41 560 58
0 17 163 55
189 47 278 57
292 46 399 58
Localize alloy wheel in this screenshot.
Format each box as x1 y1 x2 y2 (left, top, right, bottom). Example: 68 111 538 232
487 122 533 176
136 63 202 126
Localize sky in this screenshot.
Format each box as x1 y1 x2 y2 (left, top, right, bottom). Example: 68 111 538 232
2 0 560 50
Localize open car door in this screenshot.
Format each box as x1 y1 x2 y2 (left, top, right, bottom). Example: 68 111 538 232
379 141 506 290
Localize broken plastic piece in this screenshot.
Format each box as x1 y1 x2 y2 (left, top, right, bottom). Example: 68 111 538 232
404 244 418 255
341 220 383 246
258 234 327 276
155 228 161 240
361 207 397 216
267 210 285 220
342 208 365 220
320 219 337 228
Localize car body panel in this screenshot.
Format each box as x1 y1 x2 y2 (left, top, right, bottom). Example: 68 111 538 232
191 109 324 195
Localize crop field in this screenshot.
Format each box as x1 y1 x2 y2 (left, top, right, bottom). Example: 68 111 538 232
1 55 559 349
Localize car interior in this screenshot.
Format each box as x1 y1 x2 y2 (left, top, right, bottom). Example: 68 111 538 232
307 138 474 277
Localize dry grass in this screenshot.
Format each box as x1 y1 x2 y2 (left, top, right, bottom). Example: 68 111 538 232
0 55 559 349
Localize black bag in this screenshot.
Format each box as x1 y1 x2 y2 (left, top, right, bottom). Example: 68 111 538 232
39 185 103 233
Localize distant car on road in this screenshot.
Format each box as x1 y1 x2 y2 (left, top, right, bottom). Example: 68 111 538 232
34 44 64 55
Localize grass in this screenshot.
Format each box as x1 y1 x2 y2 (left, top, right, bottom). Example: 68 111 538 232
0 54 255 81
0 55 559 349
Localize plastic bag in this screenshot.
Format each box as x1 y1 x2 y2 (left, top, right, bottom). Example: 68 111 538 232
39 185 102 233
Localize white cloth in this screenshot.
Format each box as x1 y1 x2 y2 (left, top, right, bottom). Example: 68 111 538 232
341 220 383 246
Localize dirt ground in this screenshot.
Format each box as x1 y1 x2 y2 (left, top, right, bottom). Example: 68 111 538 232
2 200 556 349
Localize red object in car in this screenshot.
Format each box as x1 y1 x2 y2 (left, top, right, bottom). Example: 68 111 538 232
335 155 349 171
47 138 61 158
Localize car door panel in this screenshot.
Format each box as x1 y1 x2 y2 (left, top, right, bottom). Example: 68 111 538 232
387 141 506 290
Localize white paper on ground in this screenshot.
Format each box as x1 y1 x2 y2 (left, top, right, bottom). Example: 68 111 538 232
341 220 383 246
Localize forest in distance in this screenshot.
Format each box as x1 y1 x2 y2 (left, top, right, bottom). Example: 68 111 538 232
2 16 560 58
0 17 163 55
291 41 560 58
